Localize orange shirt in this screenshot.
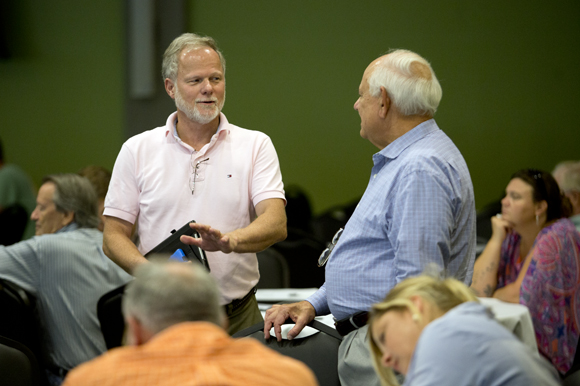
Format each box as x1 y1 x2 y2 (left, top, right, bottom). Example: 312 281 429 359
62 322 318 386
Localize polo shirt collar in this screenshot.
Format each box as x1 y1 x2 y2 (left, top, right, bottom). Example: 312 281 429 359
165 112 230 145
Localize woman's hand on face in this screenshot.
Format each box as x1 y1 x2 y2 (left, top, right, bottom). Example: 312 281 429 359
490 214 512 243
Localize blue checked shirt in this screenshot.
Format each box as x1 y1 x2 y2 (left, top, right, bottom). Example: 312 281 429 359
0 223 133 370
306 119 476 320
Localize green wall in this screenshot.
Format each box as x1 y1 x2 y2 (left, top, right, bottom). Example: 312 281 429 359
1 1 579 214
0 1 124 190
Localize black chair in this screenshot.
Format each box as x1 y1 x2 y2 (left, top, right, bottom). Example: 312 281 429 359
310 199 359 244
0 279 43 356
0 335 43 386
233 318 342 386
97 283 127 350
271 229 326 288
257 248 290 289
0 203 29 246
565 371 580 386
0 279 48 385
563 338 580 385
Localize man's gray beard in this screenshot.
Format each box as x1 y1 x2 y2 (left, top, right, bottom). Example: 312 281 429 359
174 86 224 125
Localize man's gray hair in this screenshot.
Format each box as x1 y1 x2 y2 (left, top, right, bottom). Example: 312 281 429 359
553 161 580 193
369 49 442 117
162 33 226 82
42 174 99 229
122 259 224 334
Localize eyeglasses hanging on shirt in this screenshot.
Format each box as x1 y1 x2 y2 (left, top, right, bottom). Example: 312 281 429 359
318 227 343 267
190 157 209 195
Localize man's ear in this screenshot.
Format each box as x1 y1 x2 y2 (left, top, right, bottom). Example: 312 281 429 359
61 211 75 227
378 86 390 119
165 78 176 100
126 315 153 346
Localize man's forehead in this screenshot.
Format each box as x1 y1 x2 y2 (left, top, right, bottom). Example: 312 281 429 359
177 46 223 72
360 57 383 89
179 46 215 61
38 182 56 201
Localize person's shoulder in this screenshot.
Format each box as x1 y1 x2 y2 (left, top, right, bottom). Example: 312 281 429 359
62 347 131 386
424 302 508 341
0 164 28 180
226 122 271 141
124 125 167 145
36 227 102 247
541 217 580 240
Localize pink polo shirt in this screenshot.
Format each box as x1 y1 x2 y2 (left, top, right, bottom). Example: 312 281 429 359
104 112 285 304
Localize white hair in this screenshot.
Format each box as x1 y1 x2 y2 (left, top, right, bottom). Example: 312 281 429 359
368 49 442 117
553 161 580 193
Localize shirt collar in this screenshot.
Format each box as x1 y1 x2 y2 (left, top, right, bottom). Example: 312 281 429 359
376 119 439 162
165 112 230 144
55 222 79 234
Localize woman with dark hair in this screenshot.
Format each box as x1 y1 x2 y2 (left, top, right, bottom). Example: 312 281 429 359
472 168 580 375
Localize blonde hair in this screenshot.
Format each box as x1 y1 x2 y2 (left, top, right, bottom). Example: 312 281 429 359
368 275 478 386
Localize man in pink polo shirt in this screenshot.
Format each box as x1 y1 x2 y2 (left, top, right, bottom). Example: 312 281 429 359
102 33 287 335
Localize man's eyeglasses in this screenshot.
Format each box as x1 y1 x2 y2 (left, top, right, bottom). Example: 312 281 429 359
189 157 209 195
318 228 343 267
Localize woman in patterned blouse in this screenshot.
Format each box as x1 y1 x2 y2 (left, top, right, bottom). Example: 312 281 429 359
472 168 580 375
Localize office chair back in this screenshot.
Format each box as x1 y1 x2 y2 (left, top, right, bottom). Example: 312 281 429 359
233 319 342 386
272 231 326 288
0 279 43 355
0 335 43 386
97 283 127 349
257 248 290 289
564 338 580 385
0 204 29 245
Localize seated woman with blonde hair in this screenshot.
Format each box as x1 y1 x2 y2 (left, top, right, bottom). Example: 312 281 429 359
368 275 560 386
471 168 580 374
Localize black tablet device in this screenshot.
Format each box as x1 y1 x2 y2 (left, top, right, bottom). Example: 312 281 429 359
144 220 210 271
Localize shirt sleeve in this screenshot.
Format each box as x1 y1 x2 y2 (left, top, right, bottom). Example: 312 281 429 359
103 143 140 224
0 238 41 295
305 283 330 315
250 136 286 207
388 169 456 283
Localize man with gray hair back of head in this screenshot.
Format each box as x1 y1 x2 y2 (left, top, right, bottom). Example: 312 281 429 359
265 49 475 386
553 160 580 232
0 173 132 385
103 32 287 336
63 260 318 386
122 257 225 336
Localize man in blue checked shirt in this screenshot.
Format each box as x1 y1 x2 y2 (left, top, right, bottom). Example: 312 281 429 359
0 174 132 385
264 49 476 386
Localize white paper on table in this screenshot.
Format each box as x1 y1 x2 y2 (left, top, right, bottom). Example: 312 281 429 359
478 297 538 353
256 288 318 303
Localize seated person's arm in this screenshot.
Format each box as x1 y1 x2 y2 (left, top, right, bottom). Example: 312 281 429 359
103 216 146 274
492 248 533 303
181 198 287 253
471 215 510 297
